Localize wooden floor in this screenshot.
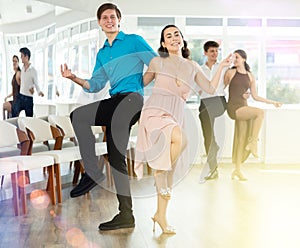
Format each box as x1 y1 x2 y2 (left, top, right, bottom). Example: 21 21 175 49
1 163 300 248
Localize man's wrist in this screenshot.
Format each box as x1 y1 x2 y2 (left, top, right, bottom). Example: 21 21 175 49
82 81 89 89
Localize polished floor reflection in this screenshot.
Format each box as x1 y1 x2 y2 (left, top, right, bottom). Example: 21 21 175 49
1 163 300 248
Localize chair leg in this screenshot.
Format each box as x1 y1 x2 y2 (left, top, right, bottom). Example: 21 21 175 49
1 175 4 188
25 170 30 184
105 163 113 187
54 163 62 204
98 155 104 172
126 150 133 177
97 155 113 187
3 109 7 120
47 165 56 205
130 147 137 177
147 163 152 175
11 172 20 216
18 171 27 215
72 160 83 185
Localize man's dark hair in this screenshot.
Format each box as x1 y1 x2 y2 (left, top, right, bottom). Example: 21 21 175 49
19 47 31 60
97 3 122 20
203 41 219 52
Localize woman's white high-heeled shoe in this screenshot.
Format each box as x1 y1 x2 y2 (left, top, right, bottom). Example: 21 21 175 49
245 137 259 158
231 170 247 181
151 214 176 235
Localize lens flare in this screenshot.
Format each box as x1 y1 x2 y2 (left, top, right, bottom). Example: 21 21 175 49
49 209 56 216
30 189 50 209
66 227 88 247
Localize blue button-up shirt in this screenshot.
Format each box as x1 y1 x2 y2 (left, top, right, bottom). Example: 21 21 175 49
85 31 157 96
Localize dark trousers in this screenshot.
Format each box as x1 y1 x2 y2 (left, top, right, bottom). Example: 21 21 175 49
199 96 227 171
70 92 143 216
12 93 33 117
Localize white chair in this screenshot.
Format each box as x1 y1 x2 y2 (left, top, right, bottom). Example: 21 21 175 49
48 115 112 187
18 117 110 203
48 115 82 184
18 117 81 204
91 125 112 186
0 120 55 215
39 115 75 150
0 117 51 187
0 161 19 215
127 122 152 177
95 125 139 184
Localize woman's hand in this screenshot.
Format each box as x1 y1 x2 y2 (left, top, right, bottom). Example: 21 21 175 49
273 101 282 108
242 91 250 100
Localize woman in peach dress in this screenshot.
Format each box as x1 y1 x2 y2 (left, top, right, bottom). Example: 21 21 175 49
134 24 231 234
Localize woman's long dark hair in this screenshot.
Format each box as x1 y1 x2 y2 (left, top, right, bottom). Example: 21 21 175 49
158 24 190 59
13 55 21 71
232 49 251 72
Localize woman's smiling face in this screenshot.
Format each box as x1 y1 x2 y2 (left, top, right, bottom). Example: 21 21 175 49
161 27 184 55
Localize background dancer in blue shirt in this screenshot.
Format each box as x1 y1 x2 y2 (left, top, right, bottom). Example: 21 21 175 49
61 3 156 231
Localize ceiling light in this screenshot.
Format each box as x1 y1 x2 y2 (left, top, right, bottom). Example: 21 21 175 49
26 5 32 13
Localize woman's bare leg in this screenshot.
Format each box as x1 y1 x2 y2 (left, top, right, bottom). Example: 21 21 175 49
235 106 264 140
235 106 264 157
3 102 12 120
232 120 248 180
151 126 186 234
167 126 187 189
170 126 185 164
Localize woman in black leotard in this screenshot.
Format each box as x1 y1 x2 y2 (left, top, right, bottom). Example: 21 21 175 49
3 55 21 119
224 50 281 180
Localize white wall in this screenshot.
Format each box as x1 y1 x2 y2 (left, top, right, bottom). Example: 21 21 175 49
119 0 300 18
185 104 300 165
264 108 300 164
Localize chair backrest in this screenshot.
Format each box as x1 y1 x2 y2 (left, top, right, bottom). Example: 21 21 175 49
47 114 104 138
4 117 19 127
17 117 63 153
18 117 54 143
48 115 75 139
0 120 19 148
0 120 30 155
130 122 139 136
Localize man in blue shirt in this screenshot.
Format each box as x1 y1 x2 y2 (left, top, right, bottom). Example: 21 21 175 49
61 3 156 231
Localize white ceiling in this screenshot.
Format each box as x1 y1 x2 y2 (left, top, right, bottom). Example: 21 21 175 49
1 0 300 33
0 0 93 33
0 0 56 24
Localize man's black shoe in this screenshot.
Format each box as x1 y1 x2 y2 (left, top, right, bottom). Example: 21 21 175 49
99 213 135 231
70 173 105 198
205 168 219 180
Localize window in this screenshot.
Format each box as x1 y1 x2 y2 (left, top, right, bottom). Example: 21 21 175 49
34 50 45 98
1 16 300 106
0 52 2 98
266 40 300 104
47 45 54 99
